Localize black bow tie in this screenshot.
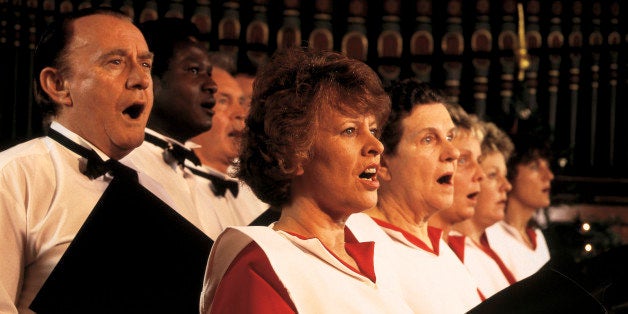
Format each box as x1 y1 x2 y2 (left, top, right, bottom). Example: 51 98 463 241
144 132 201 166
47 128 138 181
187 167 239 197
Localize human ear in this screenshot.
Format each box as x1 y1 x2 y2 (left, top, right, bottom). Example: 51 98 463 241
294 160 305 176
40 67 71 107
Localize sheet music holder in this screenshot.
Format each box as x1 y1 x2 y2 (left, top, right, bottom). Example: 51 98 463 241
468 267 606 314
30 175 213 313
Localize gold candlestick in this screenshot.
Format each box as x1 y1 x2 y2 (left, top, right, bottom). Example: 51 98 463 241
517 3 530 81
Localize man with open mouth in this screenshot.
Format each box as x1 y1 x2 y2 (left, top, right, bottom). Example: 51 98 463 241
125 18 218 237
0 7 211 313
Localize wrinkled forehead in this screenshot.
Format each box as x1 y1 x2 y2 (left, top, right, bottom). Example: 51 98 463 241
69 14 147 51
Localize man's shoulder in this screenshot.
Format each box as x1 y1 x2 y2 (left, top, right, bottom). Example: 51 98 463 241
0 137 51 171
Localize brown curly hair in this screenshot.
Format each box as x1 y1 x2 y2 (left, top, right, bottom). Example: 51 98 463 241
237 48 390 208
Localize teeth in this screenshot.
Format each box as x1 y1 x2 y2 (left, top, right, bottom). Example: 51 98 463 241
359 167 376 180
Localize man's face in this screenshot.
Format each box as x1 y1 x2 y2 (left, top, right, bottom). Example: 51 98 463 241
57 14 154 159
191 68 247 171
152 43 217 140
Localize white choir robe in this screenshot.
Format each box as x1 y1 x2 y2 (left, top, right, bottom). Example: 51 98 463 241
448 231 515 299
201 224 413 314
347 213 483 313
486 220 550 281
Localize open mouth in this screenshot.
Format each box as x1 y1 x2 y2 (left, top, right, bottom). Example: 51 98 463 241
123 103 145 119
467 191 480 199
201 100 216 111
437 174 453 185
359 167 377 181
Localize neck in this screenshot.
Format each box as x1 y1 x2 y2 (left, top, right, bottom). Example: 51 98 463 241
452 219 485 244
366 194 433 249
273 197 348 252
428 213 451 241
54 118 128 159
147 119 191 144
195 152 232 174
505 198 536 232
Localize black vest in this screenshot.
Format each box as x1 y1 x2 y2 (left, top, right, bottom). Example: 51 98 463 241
30 175 213 314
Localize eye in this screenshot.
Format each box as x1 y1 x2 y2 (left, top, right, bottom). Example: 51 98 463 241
343 127 356 136
217 96 229 105
188 67 200 75
446 133 454 142
422 134 434 144
109 59 122 66
141 61 152 69
370 127 379 137
458 156 467 165
530 162 540 170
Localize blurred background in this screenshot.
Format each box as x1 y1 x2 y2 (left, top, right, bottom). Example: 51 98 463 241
1 0 627 261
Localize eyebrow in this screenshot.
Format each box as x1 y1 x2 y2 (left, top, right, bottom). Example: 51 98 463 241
100 49 154 61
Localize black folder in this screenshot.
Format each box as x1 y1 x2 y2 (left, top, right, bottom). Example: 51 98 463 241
468 267 607 314
30 176 213 313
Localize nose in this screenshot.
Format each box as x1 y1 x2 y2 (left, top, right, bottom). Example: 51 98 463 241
363 132 384 157
473 162 485 182
232 102 247 130
542 163 555 181
202 71 218 94
127 61 151 90
501 176 513 192
441 140 460 163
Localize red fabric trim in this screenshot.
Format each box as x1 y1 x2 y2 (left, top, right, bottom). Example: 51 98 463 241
447 235 466 262
477 288 486 301
479 233 517 285
371 217 442 255
211 242 297 314
526 227 538 249
282 228 377 283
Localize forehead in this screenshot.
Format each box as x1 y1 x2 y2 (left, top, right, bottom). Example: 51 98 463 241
403 103 453 132
454 130 481 147
482 152 506 168
171 43 210 63
69 14 147 51
213 68 241 92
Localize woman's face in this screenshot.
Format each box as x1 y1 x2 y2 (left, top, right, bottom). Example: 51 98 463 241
382 103 459 217
292 108 384 219
509 158 554 209
439 131 484 224
474 151 512 228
